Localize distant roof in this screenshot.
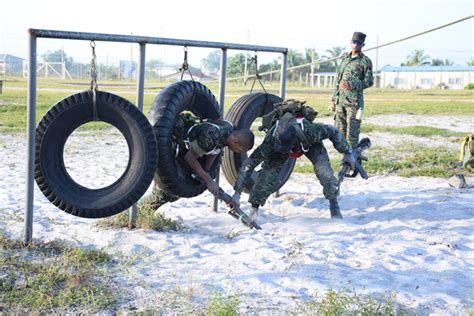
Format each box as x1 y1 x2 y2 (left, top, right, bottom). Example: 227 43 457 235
0 54 25 61
381 65 474 72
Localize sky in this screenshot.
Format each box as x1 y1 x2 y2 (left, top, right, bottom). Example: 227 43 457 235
0 0 472 71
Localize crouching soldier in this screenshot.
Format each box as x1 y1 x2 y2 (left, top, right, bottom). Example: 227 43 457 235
141 113 255 213
230 100 356 222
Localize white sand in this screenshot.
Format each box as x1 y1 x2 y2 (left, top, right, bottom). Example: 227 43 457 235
0 116 473 313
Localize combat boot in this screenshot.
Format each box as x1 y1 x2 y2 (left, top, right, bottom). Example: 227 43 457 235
329 199 343 219
249 206 259 223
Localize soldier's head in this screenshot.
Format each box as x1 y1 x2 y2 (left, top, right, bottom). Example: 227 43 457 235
273 125 298 154
226 129 255 153
351 32 366 54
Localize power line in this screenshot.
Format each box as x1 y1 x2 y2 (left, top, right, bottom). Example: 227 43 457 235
223 15 473 81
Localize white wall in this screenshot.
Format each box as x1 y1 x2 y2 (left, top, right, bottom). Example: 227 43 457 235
381 71 473 89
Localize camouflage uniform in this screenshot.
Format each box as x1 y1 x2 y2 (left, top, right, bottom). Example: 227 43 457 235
333 52 373 148
143 117 234 209
234 120 351 206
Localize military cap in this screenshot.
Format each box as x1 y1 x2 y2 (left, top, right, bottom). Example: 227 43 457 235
352 32 366 44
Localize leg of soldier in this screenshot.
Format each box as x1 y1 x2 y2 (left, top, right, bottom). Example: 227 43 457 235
140 184 180 213
346 106 361 149
305 145 342 218
248 164 284 207
335 104 348 139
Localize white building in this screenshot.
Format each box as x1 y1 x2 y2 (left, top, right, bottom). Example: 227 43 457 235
380 65 474 89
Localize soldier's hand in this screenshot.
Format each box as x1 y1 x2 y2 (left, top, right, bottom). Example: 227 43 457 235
342 152 356 169
328 102 336 112
206 180 220 197
229 192 241 211
340 81 352 91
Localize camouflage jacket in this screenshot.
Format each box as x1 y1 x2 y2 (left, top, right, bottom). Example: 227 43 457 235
187 120 234 157
233 119 351 193
332 52 373 108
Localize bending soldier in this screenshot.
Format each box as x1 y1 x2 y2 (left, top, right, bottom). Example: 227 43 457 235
331 31 373 148
230 100 356 223
141 114 254 213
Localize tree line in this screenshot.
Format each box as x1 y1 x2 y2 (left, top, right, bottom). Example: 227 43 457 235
40 48 474 81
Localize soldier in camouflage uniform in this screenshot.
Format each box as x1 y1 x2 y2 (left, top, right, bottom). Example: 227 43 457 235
141 114 255 213
230 102 356 222
331 32 373 148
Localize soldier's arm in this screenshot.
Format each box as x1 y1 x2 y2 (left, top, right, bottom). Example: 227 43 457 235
320 124 352 154
184 148 216 188
362 58 374 89
233 143 269 194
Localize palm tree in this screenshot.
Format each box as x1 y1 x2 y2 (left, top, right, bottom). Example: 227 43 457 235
324 46 345 67
402 50 431 66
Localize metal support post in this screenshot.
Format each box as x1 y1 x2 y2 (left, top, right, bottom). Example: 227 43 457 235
213 48 227 212
129 42 146 228
274 52 288 198
25 33 37 243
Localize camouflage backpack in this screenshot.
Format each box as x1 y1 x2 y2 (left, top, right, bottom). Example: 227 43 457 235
460 135 474 172
259 99 317 132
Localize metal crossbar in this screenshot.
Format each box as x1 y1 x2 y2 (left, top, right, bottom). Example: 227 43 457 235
25 29 288 243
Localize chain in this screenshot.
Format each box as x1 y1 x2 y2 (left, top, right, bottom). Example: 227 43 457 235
89 41 99 121
249 51 266 94
179 46 194 81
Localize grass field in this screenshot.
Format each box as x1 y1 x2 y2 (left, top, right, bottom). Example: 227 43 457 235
0 76 472 178
1 77 473 132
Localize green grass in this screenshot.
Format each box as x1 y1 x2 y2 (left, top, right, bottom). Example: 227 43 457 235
362 124 466 137
0 232 117 312
95 198 183 231
295 288 407 315
206 292 240 316
1 77 473 132
294 144 464 178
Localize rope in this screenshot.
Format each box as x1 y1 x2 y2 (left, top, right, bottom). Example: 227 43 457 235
88 40 99 121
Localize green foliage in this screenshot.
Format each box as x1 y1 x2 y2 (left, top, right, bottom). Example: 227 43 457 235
226 53 247 77
465 83 474 89
206 292 240 316
201 50 221 74
296 289 401 315
431 58 454 66
0 235 116 312
401 49 431 66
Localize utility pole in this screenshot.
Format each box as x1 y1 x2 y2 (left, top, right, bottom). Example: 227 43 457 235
310 48 315 87
243 30 249 84
130 32 133 81
375 35 379 87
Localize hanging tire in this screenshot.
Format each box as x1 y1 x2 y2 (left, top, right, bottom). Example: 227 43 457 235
150 80 221 198
34 90 158 219
222 93 296 194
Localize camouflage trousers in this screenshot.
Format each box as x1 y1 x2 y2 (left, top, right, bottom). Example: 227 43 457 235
246 145 339 206
140 185 180 211
335 104 361 149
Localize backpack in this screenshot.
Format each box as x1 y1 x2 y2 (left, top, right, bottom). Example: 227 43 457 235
460 135 474 172
264 100 317 157
259 99 318 132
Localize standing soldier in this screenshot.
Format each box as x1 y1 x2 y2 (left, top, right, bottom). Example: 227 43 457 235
331 32 373 148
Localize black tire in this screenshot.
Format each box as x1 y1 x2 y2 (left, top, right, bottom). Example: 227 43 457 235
35 90 158 218
222 93 296 193
150 80 221 198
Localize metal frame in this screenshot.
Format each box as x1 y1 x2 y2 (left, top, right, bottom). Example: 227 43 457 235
25 28 288 242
